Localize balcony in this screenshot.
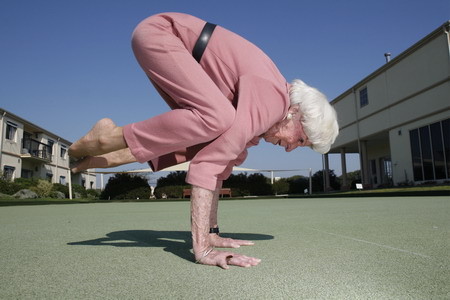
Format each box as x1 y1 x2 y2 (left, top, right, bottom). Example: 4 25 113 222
21 138 52 163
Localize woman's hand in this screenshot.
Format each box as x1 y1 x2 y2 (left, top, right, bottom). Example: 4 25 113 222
196 249 261 270
209 234 255 248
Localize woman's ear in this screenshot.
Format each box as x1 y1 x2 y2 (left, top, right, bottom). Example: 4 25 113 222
288 104 300 114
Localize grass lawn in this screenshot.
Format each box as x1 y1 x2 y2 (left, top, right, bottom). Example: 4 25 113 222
0 196 448 299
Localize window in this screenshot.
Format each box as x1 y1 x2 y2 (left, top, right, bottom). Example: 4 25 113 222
430 122 446 179
46 173 53 181
3 166 15 181
60 146 67 159
370 159 377 184
443 119 450 178
419 126 433 180
409 129 422 181
5 122 17 141
359 87 368 107
21 169 33 179
409 118 450 181
382 158 393 185
48 139 54 155
59 176 66 185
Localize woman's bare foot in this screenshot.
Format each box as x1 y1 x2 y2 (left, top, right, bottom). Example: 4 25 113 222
69 118 127 158
71 148 138 173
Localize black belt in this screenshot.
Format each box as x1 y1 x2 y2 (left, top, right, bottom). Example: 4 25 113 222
192 22 217 63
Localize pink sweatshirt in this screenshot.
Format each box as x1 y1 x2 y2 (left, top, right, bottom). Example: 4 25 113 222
124 13 290 191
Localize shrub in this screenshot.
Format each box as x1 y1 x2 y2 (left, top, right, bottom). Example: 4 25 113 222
72 184 88 198
0 178 18 195
86 189 100 199
50 191 66 199
14 178 39 190
117 187 152 200
226 188 249 197
31 179 53 197
52 183 69 198
154 185 185 199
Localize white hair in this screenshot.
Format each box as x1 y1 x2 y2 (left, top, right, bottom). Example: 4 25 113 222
289 79 339 154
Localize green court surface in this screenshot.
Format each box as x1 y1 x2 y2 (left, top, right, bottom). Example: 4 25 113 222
0 197 449 299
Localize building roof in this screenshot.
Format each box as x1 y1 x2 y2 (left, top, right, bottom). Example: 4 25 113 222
0 107 72 145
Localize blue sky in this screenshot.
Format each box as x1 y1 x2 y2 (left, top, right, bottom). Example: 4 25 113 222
1 0 448 183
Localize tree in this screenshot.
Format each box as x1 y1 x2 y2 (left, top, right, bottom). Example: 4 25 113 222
287 176 309 194
272 178 289 195
247 173 272 195
340 170 361 189
101 173 150 200
223 173 250 196
156 171 187 188
312 170 341 192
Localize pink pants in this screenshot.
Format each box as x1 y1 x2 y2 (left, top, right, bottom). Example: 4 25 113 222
123 15 236 167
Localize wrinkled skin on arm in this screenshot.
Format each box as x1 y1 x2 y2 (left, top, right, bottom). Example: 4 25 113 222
191 185 261 269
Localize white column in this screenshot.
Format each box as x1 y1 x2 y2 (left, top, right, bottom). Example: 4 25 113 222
309 168 312 195
360 140 370 187
340 148 348 189
68 169 73 199
323 154 330 191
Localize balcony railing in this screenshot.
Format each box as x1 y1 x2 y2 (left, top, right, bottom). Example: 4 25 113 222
21 138 53 162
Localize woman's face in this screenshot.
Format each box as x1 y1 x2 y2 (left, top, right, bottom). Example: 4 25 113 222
262 106 311 152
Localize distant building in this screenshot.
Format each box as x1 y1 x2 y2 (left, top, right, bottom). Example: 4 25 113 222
328 21 449 189
0 108 96 189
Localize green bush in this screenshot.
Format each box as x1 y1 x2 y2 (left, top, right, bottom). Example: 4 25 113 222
117 187 151 200
86 189 100 199
154 185 185 199
72 184 88 198
0 178 18 195
0 177 43 195
31 179 53 197
52 183 69 198
226 188 249 197
14 178 39 190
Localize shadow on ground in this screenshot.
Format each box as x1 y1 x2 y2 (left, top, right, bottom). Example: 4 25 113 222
68 230 274 262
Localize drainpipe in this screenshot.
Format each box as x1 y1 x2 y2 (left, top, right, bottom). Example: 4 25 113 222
0 111 6 170
55 137 60 184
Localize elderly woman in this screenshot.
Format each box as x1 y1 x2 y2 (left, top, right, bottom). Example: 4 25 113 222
69 12 338 269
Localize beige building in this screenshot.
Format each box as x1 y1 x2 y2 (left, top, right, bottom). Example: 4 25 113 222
0 108 96 189
328 21 449 189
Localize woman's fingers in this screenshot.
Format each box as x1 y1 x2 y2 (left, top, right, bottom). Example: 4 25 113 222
209 235 255 248
199 250 261 269
228 254 261 267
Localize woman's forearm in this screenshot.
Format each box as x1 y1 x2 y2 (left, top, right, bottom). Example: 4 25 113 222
209 181 222 229
191 185 214 259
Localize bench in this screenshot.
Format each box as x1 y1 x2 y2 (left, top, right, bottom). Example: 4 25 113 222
183 188 232 198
